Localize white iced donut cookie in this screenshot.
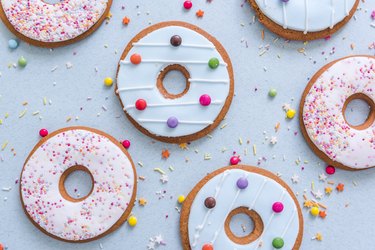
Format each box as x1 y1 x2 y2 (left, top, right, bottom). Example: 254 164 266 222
0 0 111 46
180 166 303 250
20 127 137 242
116 22 234 143
301 56 375 170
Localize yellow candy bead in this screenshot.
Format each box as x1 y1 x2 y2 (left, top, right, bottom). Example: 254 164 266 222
178 195 186 204
311 206 319 217
128 215 137 227
104 77 113 87
286 109 296 119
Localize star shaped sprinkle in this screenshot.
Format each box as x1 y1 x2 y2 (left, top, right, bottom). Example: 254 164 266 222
122 16 130 25
282 103 291 112
314 190 323 199
154 235 164 245
325 186 333 194
303 200 314 208
319 210 327 219
196 9 204 17
138 198 147 206
291 174 300 184
318 173 327 182
315 233 323 241
179 143 189 150
270 136 278 145
336 183 344 192
160 174 169 184
161 149 170 159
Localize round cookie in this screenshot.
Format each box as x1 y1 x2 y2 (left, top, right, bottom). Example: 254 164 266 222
300 55 375 170
248 0 359 40
0 0 112 47
20 127 137 242
180 165 303 250
116 21 234 144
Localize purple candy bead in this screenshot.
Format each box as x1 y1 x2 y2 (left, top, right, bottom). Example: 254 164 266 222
236 177 248 189
281 0 289 2
167 117 179 128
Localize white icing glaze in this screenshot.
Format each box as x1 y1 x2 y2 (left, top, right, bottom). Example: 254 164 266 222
117 25 231 138
254 0 357 33
302 56 375 169
187 169 300 249
21 128 136 241
1 0 109 42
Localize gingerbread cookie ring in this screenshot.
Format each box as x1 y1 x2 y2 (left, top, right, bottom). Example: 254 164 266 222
0 0 112 47
248 0 359 40
180 166 303 250
20 127 137 242
116 22 234 143
300 56 375 171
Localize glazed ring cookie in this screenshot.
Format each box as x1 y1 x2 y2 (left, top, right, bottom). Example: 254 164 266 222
20 127 137 242
248 0 359 40
300 56 375 170
180 166 303 250
0 0 112 47
116 21 234 144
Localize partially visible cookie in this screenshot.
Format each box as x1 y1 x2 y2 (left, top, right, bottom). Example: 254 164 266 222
116 21 234 144
248 0 359 40
300 55 375 171
180 165 303 250
0 0 112 47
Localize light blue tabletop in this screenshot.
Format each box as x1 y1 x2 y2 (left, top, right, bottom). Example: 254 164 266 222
0 0 374 249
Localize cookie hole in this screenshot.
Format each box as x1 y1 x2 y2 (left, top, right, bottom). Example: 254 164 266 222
224 207 264 245
157 64 190 99
343 93 375 130
59 166 94 202
42 0 62 4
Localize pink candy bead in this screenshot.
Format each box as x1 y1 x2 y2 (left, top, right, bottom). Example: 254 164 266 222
183 0 193 9
199 94 211 106
122 140 131 149
230 156 240 165
39 129 48 137
326 165 335 175
272 202 284 213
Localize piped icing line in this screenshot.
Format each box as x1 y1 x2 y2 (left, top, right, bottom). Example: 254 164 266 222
1 0 109 43
211 173 250 244
189 79 229 83
116 86 154 92
191 171 230 248
281 208 297 237
330 0 335 29
304 0 309 34
254 190 287 250
120 60 228 66
124 100 223 110
138 119 214 125
248 179 267 209
345 0 349 15
132 42 215 49
282 3 288 29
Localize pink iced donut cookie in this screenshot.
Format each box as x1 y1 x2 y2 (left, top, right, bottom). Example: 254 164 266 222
0 0 112 47
20 127 137 242
300 56 375 170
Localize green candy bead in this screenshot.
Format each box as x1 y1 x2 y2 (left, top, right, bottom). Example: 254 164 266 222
268 88 277 97
208 57 219 69
272 237 284 249
18 56 27 68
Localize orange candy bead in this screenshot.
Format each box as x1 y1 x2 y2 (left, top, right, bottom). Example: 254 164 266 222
0 243 4 250
130 53 142 65
202 244 213 250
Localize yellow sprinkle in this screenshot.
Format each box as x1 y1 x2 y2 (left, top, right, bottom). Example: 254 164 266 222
0 119 2 125
311 181 315 191
22 101 28 106
253 144 257 155
153 168 165 175
169 166 174 171
19 109 27 118
204 153 212 160
220 123 227 129
2 141 8 151
43 97 47 105
32 111 40 116
4 113 9 118
177 195 185 204
66 116 72 122
239 137 243 145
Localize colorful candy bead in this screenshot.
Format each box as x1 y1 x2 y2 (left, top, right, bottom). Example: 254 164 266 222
272 202 284 213
310 206 319 216
128 215 137 227
199 94 211 106
204 197 216 209
39 129 48 137
272 237 284 249
281 0 289 2
183 0 193 10
170 35 182 47
0 243 3 250
268 88 277 97
167 117 179 128
326 165 336 175
178 195 186 204
122 140 131 149
236 177 248 189
18 56 27 68
286 109 296 119
8 39 19 49
208 57 219 69
202 244 213 250
230 156 240 165
130 53 142 65
104 77 113 87
135 99 147 110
